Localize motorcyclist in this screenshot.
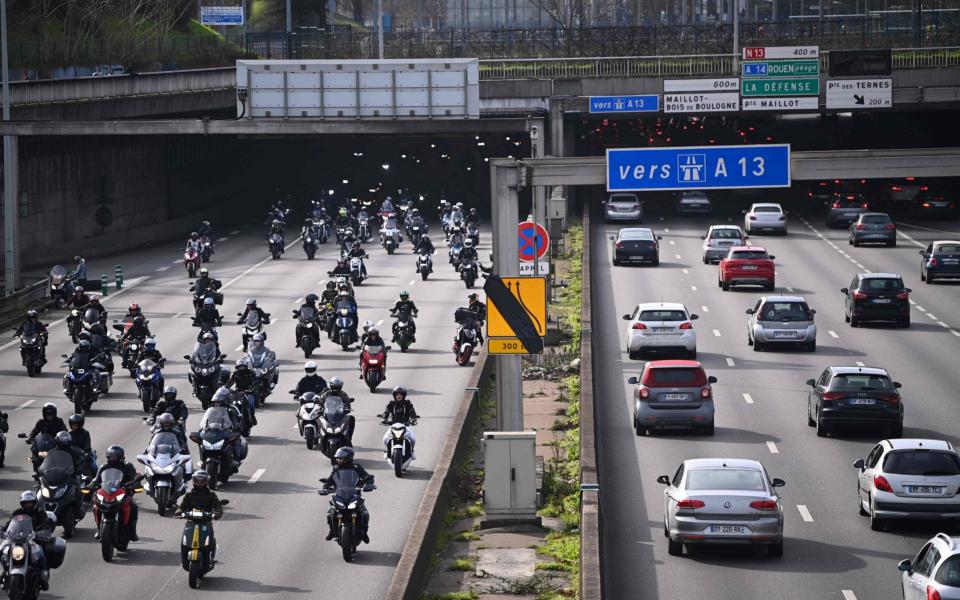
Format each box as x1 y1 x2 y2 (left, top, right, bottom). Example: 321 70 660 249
53 431 86 477
195 297 222 331
294 361 328 397
202 390 246 465
124 303 144 321
390 291 419 343
414 234 435 257
295 294 322 348
135 338 165 389
345 241 369 279
175 472 223 554
438 198 450 220
86 295 108 323
329 257 351 279
334 207 352 234
6 492 50 589
237 298 270 327
152 413 191 469
333 292 359 342
320 280 339 305
149 386 190 426
268 218 285 238
380 196 395 215
73 256 88 284
405 208 426 235
467 292 487 345
358 326 387 378
336 277 355 299
88 323 115 370
340 227 358 251
64 286 90 310
91 445 140 541
121 315 152 343
460 237 479 266
27 403 67 443
15 310 48 360
193 268 222 299
465 207 480 228
380 385 418 459
198 221 215 241
194 331 221 357
185 232 203 253
321 447 373 543
68 414 97 477
64 340 103 393
301 218 319 239
225 362 258 425
451 201 466 224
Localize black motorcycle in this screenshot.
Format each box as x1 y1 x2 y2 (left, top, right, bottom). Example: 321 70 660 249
49 264 76 308
0 515 65 599
332 304 357 352
460 257 479 289
294 306 320 358
19 433 56 481
185 346 226 410
302 231 318 260
189 417 242 490
38 449 87 538
318 472 376 563
319 396 351 462
189 283 223 314
391 307 416 353
19 334 46 377
61 355 103 415
179 503 228 589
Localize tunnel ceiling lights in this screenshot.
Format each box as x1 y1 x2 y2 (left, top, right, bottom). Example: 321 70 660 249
342 179 349 184
382 164 390 170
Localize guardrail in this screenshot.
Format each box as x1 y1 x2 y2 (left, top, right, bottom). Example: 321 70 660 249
0 278 49 329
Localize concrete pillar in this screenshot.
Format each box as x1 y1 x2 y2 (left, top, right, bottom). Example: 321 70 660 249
2 134 19 294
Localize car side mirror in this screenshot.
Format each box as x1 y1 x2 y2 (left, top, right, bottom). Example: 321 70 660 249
805 379 816 387
627 376 639 385
905 288 912 293
608 235 615 241
700 235 706 240
707 376 718 384
771 478 785 488
840 288 848 295
183 355 191 360
656 475 670 485
622 314 631 321
809 309 816 315
690 314 699 320
853 459 865 470
769 255 776 260
898 559 913 573
657 236 663 241
220 499 230 506
894 382 902 389
745 308 755 315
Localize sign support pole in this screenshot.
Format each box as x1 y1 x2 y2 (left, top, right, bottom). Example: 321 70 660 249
1 0 20 295
490 160 523 431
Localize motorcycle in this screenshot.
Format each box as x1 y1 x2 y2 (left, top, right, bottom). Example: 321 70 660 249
19 433 56 482
189 284 224 314
318 395 352 461
0 515 65 599
179 502 228 589
408 224 424 247
199 237 213 263
191 316 220 344
466 222 480 246
392 308 416 353
19 334 46 377
136 431 191 517
381 420 416 478
302 232 318 260
316 218 330 244
185 345 226 410
453 310 480 367
349 256 366 287
448 241 463 266
357 215 372 243
135 358 165 413
335 226 347 246
86 468 143 562
61 355 104 415
184 248 200 278
244 348 277 406
268 233 284 260
189 415 243 489
360 346 387 392
332 305 357 352
38 449 87 538
460 257 479 289
294 306 320 359
237 311 268 353
49 264 76 308
416 250 434 281
318 474 376 563
291 391 321 450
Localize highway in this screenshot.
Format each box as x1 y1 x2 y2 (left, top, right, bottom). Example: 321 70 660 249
594 196 960 600
0 222 482 598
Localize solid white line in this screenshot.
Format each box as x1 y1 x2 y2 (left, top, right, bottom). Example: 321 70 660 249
295 298 304 305
247 468 266 484
742 393 754 404
15 399 35 411
712 329 721 337
725 357 735 367
766 441 779 454
700 306 709 313
909 299 916 305
171 259 181 264
952 330 960 337
376 319 384 326
173 313 183 319
842 590 858 600
155 266 170 272
896 230 926 248
856 361 865 367
797 504 814 522
690 285 698 291
939 321 949 328
828 330 839 339
681 269 689 274
229 230 240 235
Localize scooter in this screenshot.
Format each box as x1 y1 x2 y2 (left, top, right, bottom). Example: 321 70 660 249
381 420 416 478
318 395 352 461
291 390 321 450
360 347 387 392
179 502 228 589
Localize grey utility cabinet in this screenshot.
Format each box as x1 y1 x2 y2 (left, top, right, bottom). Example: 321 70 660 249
483 431 537 521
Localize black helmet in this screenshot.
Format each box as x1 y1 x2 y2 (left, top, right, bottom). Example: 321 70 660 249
55 431 72 450
334 446 355 467
468 293 479 301
26 310 38 320
162 385 177 400
42 403 57 418
105 445 124 465
158 413 175 430
352 240 361 248
77 339 91 352
306 293 319 304
78 331 92 342
68 414 84 428
300 391 317 404
326 281 336 290
133 315 145 325
191 470 210 489
329 376 343 392
470 207 477 214
90 323 104 336
19 491 38 511
392 385 407 401
234 360 249 371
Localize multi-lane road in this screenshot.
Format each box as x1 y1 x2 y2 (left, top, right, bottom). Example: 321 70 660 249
0 224 482 598
595 197 960 600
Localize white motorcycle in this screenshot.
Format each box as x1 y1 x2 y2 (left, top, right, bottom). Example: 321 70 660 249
381 421 416 478
136 431 192 517
293 392 322 450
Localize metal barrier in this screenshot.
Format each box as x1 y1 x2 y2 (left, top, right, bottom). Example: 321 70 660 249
0 278 49 328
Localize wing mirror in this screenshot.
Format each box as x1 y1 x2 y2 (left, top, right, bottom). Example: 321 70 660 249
769 254 776 260
690 314 699 320
700 235 706 240
918 250 926 257
805 379 816 387
853 458 865 470
898 559 913 573
745 308 755 315
627 376 639 385
771 478 785 488
622 314 632 321
220 499 230 506
840 288 849 295
656 475 670 485
809 309 816 315
707 376 718 384
905 288 912 293
894 382 902 389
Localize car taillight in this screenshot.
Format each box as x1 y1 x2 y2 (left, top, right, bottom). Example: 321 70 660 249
778 216 785 221
679 322 693 330
880 393 900 405
905 177 916 182
891 185 903 191
676 499 705 509
861 203 869 209
700 387 712 399
874 475 894 493
929 257 939 266
928 585 942 600
884 223 896 230
831 202 840 208
951 203 957 209
616 241 623 248
922 202 931 208
896 291 909 300
822 392 843 402
855 224 865 230
852 291 867 300
632 322 647 330
749 500 778 510
639 387 650 399
920 185 929 191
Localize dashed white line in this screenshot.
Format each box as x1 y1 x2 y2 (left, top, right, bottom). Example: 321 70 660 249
766 441 779 454
155 266 170 272
785 286 794 292
681 269 689 274
712 329 721 337
171 259 181 264
675 254 682 260
909 299 917 305
916 306 927 312
927 313 939 320
856 361 866 367
217 237 228 242
854 262 865 269
691 285 698 291
172 313 183 319
664 228 670 233
952 330 960 337
408 279 416 285
797 504 814 522
376 319 384 326
247 468 266 484
669 240 676 246
700 306 709 313
15 399 35 411
295 298 304 305
938 321 949 328
725 357 735 367
234 345 244 352
229 230 240 235
896 230 926 248
828 330 839 339
742 393 754 404
842 590 858 600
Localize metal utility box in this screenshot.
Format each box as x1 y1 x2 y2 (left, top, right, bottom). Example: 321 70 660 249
236 58 480 119
483 431 537 520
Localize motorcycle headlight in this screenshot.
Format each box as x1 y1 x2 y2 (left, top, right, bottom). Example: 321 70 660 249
332 424 344 434
52 485 67 499
200 368 211 376
392 429 404 439
144 465 155 476
304 323 313 328
138 373 151 381
11 547 25 561
334 499 346 508
115 491 125 501
157 464 176 475
40 487 51 498
348 501 358 509
202 440 225 450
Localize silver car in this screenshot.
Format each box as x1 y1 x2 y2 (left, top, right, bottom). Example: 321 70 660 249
855 439 960 531
701 225 747 264
658 458 785 558
605 193 643 223
744 203 788 235
746 295 817 352
677 191 712 214
899 533 960 600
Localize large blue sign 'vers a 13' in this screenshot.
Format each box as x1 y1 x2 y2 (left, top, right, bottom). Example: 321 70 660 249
606 144 791 192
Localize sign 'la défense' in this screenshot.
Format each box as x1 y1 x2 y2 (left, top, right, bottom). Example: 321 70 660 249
606 144 791 192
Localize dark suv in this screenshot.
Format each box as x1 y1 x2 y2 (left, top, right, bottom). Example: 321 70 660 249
842 273 911 328
806 366 903 437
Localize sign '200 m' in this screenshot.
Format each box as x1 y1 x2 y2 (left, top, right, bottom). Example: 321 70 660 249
606 144 791 192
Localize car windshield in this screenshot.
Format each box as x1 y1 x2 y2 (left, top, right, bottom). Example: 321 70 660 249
621 230 654 240
861 278 903 292
753 206 781 213
711 229 743 240
609 196 637 204
861 214 892 224
834 197 864 207
644 367 707 386
638 310 687 322
935 244 960 255
936 556 960 587
757 302 810 322
686 468 766 492
883 451 960 476
830 374 893 390
730 251 769 260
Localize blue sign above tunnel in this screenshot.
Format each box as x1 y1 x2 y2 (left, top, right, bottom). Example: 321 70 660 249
606 144 791 192
589 95 660 113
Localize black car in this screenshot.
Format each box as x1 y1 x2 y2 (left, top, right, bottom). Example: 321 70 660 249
842 273 911 328
611 227 661 266
806 366 903 437
912 190 957 218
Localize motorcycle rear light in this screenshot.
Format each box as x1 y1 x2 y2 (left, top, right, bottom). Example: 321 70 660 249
749 500 778 510
632 322 647 330
700 387 711 399
922 202 931 208
891 186 902 191
676 499 705 509
679 322 693 330
852 291 867 300
906 177 916 181
920 186 929 191
639 387 650 399
874 475 894 493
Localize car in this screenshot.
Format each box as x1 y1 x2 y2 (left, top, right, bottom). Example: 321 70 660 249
611 228 661 266
628 360 716 436
718 246 776 291
921 241 960 284
622 302 699 359
856 439 960 532
842 272 911 328
898 533 960 599
676 191 712 214
604 193 644 223
657 458 785 558
805 365 904 438
743 203 787 235
700 225 747 264
888 176 926 205
745 295 817 352
848 212 897 247
826 192 870 228
912 189 957 218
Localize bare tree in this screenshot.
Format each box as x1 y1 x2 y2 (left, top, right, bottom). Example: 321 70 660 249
528 0 587 29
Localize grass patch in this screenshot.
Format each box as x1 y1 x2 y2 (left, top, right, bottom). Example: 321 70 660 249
452 530 480 542
423 593 479 600
536 561 574 572
448 557 476 572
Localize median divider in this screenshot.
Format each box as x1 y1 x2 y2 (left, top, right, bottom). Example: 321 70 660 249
385 348 494 600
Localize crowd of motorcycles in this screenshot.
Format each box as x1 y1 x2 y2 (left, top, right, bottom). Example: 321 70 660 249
0 195 489 597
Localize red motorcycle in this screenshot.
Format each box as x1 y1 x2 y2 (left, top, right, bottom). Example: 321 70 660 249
86 469 143 562
184 248 201 278
360 347 387 392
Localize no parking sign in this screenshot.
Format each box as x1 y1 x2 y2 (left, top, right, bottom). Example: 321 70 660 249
518 221 549 262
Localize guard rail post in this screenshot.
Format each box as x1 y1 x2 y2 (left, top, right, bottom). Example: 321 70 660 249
100 275 109 297
114 265 123 290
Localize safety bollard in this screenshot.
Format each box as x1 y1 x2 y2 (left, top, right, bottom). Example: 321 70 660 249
100 275 109 296
114 265 123 290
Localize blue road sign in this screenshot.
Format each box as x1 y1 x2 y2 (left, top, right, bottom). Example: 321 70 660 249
742 62 769 77
606 144 791 192
589 95 660 113
200 6 245 25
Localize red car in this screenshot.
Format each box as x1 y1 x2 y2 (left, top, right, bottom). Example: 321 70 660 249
718 246 776 291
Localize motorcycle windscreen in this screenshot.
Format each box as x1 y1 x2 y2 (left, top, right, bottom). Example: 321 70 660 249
324 397 346 424
244 312 261 328
32 433 57 454
148 432 183 456
5 515 34 542
200 407 233 431
50 264 67 281
192 342 219 365
333 469 363 503
39 450 76 484
299 306 317 322
100 468 125 493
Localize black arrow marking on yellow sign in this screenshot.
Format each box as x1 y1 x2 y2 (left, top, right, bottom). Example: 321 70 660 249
483 276 544 354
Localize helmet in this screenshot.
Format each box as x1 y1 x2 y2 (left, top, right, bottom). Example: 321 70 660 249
338 291 349 300
300 392 317 405
129 303 140 313
305 293 319 304
246 298 257 307
392 385 407 401
158 413 175 430
75 286 84 294
191 231 199 238
204 297 214 307
78 331 92 342
199 268 209 277
211 387 231 405
468 293 479 301
68 414 85 428
334 446 355 467
304 361 318 374
19 491 38 511
90 323 104 336
352 240 361 248
399 290 410 300
329 376 343 392
252 333 265 343
202 221 211 227
456 202 464 208
361 319 373 331
345 228 354 236
144 338 156 351
162 385 177 400
326 281 336 290
464 239 474 248
423 236 430 243
105 445 125 465
89 295 100 304
78 339 91 352
470 207 477 214
272 219 281 226
202 332 215 343
411 208 419 215
133 315 145 325
339 208 347 216
191 470 210 489
26 310 38 319
368 327 380 337
56 431 72 449
305 218 313 224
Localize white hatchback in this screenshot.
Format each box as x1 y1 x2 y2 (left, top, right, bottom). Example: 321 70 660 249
744 203 788 235
623 302 699 360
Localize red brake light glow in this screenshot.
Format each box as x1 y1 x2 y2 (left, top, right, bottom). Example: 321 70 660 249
855 224 865 230
861 203 869 209
896 291 909 300
749 500 778 510
676 499 705 509
679 322 693 330
929 257 939 266
832 202 840 208
884 224 896 230
700 387 712 399
632 322 647 330
874 475 893 493
852 291 868 300
639 387 650 399
822 392 843 402
928 585 942 600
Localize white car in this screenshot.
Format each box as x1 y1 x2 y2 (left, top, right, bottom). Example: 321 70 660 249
622 302 699 360
744 203 788 235
676 191 712 214
701 225 747 264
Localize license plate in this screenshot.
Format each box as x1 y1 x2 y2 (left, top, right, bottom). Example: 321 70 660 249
662 393 688 400
653 327 675 333
741 265 758 270
773 331 797 338
843 212 857 217
872 298 892 303
708 525 744 534
849 398 876 405
907 485 944 494
943 259 959 265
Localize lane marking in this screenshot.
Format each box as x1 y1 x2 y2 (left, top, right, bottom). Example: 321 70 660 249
221 236 303 290
247 468 266 484
295 298 304 305
939 321 949 328
690 285 698 291
675 254 682 260
229 230 240 235
712 329 721 337
797 504 814 522
15 399 35 410
409 279 416 285
856 361 865 367
896 230 926 248
916 305 927 312
173 313 183 319
155 266 170 272
217 237 228 242
927 313 939 320
725 357 735 367
681 269 689 275
842 591 858 600
376 319 384 326
171 259 181 264
664 228 670 233
700 305 709 313
669 240 676 246
766 441 779 454
785 286 794 292
909 299 916 305
742 393 754 404
854 262 865 269
234 345 244 352
828 330 839 339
